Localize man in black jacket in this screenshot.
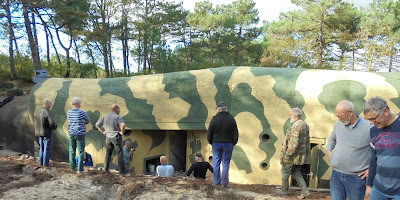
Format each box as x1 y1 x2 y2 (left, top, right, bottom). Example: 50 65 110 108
186 153 213 179
207 101 239 187
34 98 57 166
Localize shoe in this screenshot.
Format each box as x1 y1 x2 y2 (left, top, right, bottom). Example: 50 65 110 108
274 189 289 196
223 185 230 188
297 190 310 199
78 170 88 173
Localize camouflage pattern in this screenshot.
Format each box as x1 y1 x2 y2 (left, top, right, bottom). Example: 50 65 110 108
28 66 400 188
280 119 311 165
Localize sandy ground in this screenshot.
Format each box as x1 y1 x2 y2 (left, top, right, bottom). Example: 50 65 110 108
0 154 331 200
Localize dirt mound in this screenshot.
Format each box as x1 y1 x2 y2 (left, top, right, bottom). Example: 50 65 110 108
0 156 330 200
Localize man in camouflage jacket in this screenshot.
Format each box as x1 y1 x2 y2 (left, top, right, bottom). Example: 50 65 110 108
275 107 311 199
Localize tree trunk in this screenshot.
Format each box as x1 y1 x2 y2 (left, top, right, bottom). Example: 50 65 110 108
47 26 62 66
23 3 41 70
87 43 97 78
5 0 16 80
389 47 394 72
317 10 323 69
339 49 345 70
208 31 214 66
55 28 72 78
234 26 242 66
101 0 110 76
108 32 114 77
31 12 39 53
74 39 81 64
143 0 149 73
138 30 141 73
44 24 51 67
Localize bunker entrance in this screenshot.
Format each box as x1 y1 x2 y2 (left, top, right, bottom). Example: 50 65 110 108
169 130 187 173
290 143 318 187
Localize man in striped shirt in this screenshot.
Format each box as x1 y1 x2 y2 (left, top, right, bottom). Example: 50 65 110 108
67 97 90 173
364 97 400 200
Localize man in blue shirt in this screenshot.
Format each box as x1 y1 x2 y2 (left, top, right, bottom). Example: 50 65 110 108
156 155 174 177
67 97 90 173
364 97 400 200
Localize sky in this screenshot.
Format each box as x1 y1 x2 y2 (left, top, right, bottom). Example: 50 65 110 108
181 0 373 23
1 0 375 72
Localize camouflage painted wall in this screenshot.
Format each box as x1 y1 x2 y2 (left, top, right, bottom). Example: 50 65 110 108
29 67 400 187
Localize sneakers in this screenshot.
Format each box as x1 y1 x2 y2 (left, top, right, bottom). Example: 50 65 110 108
77 170 88 173
297 190 310 199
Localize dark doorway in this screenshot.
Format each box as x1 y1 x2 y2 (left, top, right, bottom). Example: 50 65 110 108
290 143 318 187
169 130 187 172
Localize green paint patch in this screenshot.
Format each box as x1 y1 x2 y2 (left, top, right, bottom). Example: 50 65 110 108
189 133 202 164
86 110 106 152
163 71 208 130
51 80 72 151
317 149 329 179
142 130 166 154
28 79 46 119
318 80 367 115
211 67 235 110
377 72 400 109
250 67 306 110
232 145 252 174
230 82 275 171
98 78 159 130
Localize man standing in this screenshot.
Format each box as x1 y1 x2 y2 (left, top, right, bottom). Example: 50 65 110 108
275 107 311 199
34 98 57 167
186 153 213 179
364 97 400 200
156 155 174 177
67 97 90 173
96 104 126 175
123 140 135 174
326 100 371 200
207 101 239 187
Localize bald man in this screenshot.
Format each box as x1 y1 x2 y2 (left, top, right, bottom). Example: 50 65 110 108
156 156 174 177
35 99 57 166
96 104 126 175
326 100 371 200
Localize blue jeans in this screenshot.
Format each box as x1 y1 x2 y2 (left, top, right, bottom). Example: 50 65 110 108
69 135 85 172
330 170 366 200
38 134 53 166
212 143 233 186
371 186 400 200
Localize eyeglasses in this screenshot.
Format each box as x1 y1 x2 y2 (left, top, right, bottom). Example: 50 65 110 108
365 112 382 122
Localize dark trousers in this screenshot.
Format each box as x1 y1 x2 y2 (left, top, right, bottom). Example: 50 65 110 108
104 135 125 174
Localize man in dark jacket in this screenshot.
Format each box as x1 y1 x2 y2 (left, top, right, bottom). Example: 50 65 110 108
207 101 239 187
186 153 213 179
34 98 57 166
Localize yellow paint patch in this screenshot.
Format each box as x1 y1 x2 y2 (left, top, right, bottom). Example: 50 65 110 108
228 67 292 185
189 69 218 128
127 75 191 130
62 79 129 136
33 78 65 114
296 70 400 179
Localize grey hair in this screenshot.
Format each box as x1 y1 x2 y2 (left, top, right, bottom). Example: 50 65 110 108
342 100 355 111
218 106 227 111
43 98 52 106
364 97 388 115
291 107 303 118
72 97 81 105
125 140 132 145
